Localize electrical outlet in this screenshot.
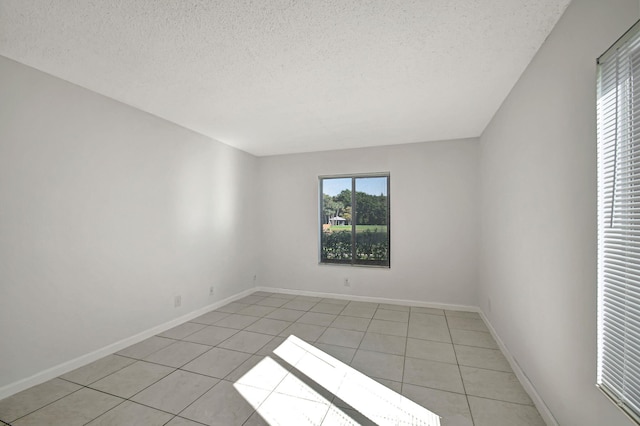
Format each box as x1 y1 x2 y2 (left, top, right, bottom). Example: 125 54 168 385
209 286 214 296
174 295 181 308
344 278 350 287
487 298 492 313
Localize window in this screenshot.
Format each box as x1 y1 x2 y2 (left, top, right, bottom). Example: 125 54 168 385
597 19 640 424
319 174 390 267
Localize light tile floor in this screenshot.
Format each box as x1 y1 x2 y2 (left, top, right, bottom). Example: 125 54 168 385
0 292 546 426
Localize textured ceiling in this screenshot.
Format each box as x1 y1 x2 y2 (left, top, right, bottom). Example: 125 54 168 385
0 1 570 156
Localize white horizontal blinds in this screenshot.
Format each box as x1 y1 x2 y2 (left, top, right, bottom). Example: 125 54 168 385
597 19 640 424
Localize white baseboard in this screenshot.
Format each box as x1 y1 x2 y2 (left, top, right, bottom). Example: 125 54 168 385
2 282 553 426
0 288 255 400
255 286 479 313
478 311 558 426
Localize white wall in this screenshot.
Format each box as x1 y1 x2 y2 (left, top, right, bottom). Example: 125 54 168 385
0 56 258 390
478 0 638 425
257 140 479 307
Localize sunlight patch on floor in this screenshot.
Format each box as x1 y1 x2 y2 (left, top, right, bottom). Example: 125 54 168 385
234 335 441 425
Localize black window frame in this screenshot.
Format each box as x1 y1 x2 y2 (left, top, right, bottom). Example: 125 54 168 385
319 173 390 268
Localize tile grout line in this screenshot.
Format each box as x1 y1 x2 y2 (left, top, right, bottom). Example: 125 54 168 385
3 384 88 425
279 296 338 425
323 300 373 414
120 295 277 425
444 311 477 426
83 360 190 424
237 295 330 424
400 309 412 398
170 293 274 425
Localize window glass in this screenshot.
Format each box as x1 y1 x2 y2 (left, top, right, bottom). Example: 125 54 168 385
320 175 389 267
